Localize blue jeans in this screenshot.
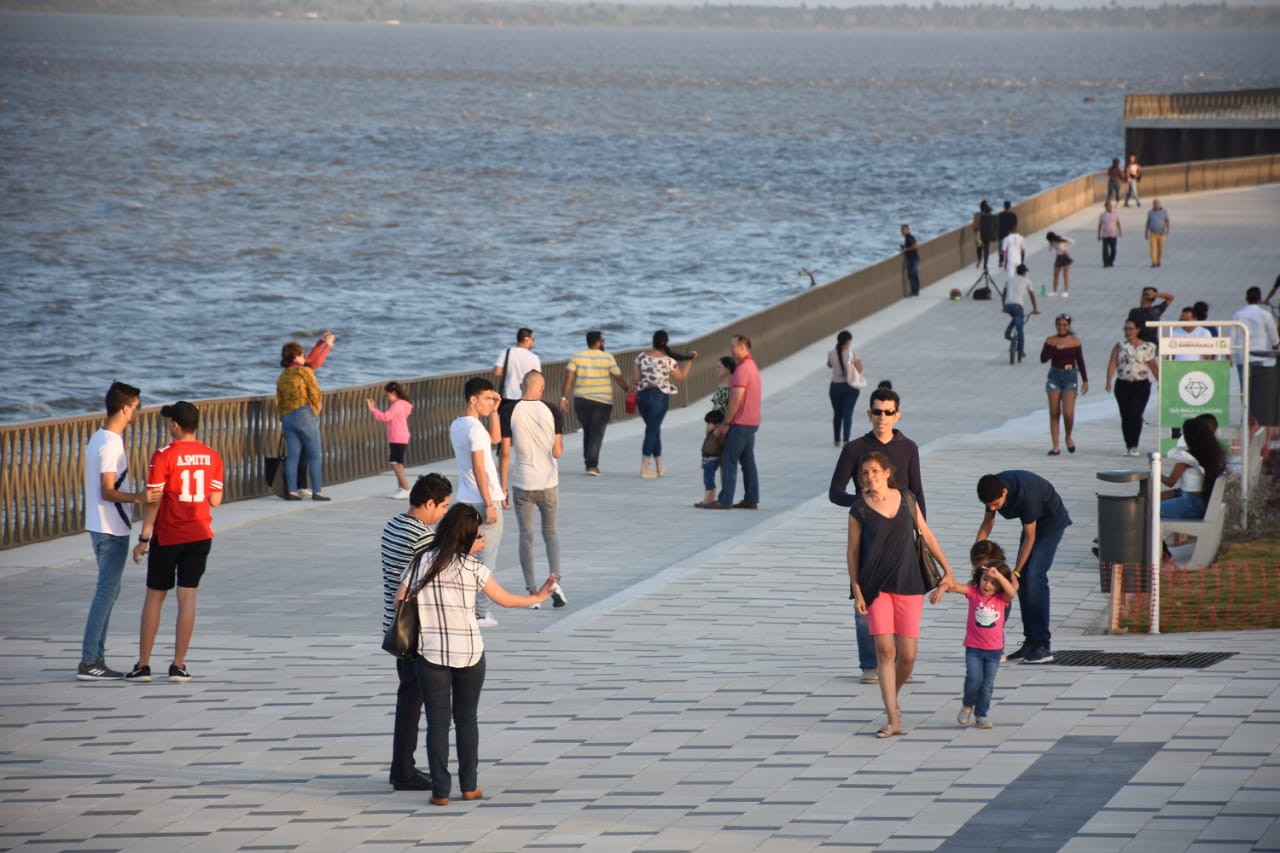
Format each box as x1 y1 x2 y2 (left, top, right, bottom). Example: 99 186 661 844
415 654 486 801
1124 180 1140 206
963 647 1002 718
1161 492 1206 520
82 531 129 665
513 486 560 592
636 387 669 458
1107 179 1121 204
1003 303 1026 356
281 407 323 493
717 424 759 506
1017 523 1066 648
828 383 859 443
701 457 720 491
905 256 920 296
855 611 876 671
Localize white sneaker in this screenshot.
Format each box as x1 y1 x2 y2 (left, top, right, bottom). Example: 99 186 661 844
476 615 498 627
528 601 541 610
1061 292 1069 299
389 488 411 500
550 582 567 608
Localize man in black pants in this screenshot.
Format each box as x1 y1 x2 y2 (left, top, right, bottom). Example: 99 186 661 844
380 474 452 790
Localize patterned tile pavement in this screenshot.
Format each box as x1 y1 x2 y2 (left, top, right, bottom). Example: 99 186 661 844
2 184 1278 851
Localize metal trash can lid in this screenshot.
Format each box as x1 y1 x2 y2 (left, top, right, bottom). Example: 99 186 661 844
1096 469 1148 483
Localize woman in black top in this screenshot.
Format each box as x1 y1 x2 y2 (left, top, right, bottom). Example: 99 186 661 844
848 452 955 738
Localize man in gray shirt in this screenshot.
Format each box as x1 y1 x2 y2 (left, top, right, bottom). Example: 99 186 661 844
1144 199 1170 268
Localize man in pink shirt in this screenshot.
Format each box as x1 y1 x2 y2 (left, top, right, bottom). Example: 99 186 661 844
704 334 762 510
1097 201 1122 268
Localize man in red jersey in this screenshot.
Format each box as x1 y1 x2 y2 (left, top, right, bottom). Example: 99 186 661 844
126 401 224 683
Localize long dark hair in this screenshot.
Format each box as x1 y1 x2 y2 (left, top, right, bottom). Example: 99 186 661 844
413 503 482 593
385 381 410 404
652 330 694 362
1183 415 1226 500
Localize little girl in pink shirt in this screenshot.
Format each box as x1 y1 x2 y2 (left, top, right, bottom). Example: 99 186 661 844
939 547 1017 729
366 381 413 499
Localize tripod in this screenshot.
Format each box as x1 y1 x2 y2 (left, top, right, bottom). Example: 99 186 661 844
967 264 997 298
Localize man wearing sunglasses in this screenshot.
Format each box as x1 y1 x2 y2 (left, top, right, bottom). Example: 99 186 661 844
828 381 925 684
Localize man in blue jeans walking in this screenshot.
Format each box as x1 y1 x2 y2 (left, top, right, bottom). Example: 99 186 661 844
976 470 1072 664
79 381 149 681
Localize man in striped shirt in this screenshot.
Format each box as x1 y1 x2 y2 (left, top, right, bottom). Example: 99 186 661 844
560 330 629 476
381 473 451 791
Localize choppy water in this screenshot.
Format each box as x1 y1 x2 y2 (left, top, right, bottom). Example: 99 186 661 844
0 14 1274 422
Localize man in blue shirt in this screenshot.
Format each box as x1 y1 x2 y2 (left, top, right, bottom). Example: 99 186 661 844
976 470 1072 664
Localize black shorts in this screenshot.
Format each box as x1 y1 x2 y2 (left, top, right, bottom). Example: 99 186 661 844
147 538 211 590
389 443 407 465
1054 254 1074 269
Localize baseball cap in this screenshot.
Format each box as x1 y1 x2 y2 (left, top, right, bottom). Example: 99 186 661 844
159 400 199 431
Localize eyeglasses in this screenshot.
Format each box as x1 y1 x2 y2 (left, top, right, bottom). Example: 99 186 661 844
870 408 897 417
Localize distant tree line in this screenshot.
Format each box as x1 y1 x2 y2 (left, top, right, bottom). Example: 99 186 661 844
3 0 1278 30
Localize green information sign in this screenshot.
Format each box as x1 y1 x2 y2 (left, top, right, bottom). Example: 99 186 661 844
1160 359 1230 428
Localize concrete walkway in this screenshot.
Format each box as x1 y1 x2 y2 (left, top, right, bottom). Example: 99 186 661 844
2 184 1278 852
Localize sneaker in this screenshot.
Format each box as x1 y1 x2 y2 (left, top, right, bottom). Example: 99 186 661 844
975 717 993 729
550 583 567 608
586 467 602 477
957 707 972 726
125 664 152 683
76 661 124 681
528 597 541 610
1024 647 1055 664
168 664 192 683
1125 447 1141 457
1062 292 1069 299
476 615 499 627
859 668 879 684
1005 644 1027 661
389 488 411 500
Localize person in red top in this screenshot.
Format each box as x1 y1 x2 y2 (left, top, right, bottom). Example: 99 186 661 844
704 334 762 510
127 401 225 683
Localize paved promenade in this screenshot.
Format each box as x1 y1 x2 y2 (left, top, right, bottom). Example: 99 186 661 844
2 184 1278 852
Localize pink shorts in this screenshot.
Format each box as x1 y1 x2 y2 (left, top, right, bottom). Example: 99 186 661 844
865 591 924 638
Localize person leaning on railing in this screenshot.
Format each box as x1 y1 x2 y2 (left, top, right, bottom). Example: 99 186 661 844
276 341 330 502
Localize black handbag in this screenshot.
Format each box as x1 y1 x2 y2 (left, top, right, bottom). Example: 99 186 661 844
905 493 943 591
382 555 423 659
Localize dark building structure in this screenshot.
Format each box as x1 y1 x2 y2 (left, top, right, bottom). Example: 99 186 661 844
1121 87 1280 166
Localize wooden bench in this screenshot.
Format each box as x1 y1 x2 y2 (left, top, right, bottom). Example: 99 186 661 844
1162 476 1228 570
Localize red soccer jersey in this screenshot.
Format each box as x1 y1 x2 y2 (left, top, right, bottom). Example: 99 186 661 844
146 439 224 545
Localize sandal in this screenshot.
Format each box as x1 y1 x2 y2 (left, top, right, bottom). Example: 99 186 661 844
875 723 902 739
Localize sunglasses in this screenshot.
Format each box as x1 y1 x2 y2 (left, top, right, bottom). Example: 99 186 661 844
870 408 897 417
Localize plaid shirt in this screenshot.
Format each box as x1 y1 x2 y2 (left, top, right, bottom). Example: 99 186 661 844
411 553 492 668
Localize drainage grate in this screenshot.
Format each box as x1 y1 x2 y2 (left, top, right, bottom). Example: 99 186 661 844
1050 650 1235 670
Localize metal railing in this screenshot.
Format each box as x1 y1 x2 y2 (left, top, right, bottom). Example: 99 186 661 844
4 153 1278 549
1124 88 1280 120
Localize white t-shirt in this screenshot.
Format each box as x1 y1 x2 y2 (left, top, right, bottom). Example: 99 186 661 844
1170 326 1212 362
495 346 542 399
509 399 561 491
1230 304 1280 366
1004 274 1034 309
85 428 131 536
450 415 505 505
1000 233 1026 274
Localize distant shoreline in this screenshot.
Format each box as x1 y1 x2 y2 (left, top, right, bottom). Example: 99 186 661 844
3 2 1278 31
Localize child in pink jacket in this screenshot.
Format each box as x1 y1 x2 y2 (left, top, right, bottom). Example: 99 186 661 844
366 381 413 499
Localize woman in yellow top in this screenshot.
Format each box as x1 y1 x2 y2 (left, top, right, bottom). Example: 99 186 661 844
276 341 329 501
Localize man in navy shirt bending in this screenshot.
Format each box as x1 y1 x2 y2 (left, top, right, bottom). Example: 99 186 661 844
975 470 1071 664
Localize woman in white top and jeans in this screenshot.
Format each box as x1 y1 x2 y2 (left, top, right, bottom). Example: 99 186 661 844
632 330 697 478
827 330 864 446
398 503 557 805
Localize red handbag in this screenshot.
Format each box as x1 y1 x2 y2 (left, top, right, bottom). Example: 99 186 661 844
624 390 638 414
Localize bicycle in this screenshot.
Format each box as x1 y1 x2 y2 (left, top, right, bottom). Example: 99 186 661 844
1004 310 1037 364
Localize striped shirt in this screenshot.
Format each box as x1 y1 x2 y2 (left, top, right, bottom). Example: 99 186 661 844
380 513 434 634
414 553 492 669
567 348 622 405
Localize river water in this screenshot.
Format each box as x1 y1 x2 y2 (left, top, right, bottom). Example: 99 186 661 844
0 13 1274 422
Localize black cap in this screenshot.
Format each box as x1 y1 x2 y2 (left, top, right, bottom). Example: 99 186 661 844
159 401 199 431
